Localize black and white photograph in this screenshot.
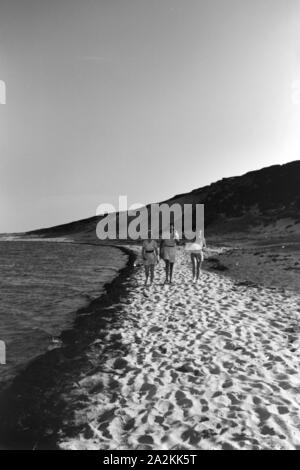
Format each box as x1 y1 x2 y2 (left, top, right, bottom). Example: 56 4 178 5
0 0 300 453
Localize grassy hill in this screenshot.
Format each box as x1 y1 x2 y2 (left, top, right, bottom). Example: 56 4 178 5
25 160 300 243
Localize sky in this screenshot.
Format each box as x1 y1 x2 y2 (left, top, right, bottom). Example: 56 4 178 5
1 0 300 233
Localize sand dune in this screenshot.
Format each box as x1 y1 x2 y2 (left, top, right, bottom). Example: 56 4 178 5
59 248 300 450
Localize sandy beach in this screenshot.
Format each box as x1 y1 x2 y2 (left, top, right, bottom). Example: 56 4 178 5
51 247 300 451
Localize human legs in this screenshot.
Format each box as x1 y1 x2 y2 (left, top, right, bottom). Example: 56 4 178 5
144 265 150 285
196 252 203 280
196 257 201 280
191 253 197 280
191 253 202 281
164 260 170 283
169 262 174 283
149 264 155 284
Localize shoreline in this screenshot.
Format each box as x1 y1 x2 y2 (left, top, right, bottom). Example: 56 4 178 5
0 244 137 450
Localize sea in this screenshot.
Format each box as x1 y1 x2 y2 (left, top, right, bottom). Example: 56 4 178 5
0 240 127 391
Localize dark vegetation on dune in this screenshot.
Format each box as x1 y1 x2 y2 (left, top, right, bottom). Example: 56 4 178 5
27 161 300 240
166 160 300 234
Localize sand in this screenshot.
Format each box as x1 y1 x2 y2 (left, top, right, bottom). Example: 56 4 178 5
58 248 300 450
205 243 300 293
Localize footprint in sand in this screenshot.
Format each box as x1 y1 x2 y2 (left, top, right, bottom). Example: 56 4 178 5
123 417 136 431
261 425 276 436
139 383 157 401
277 406 289 415
138 435 154 445
227 393 240 405
252 396 261 405
222 379 233 389
255 406 271 422
209 365 221 375
181 428 201 446
175 390 193 409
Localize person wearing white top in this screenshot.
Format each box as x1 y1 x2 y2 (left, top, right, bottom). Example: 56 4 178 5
185 230 206 283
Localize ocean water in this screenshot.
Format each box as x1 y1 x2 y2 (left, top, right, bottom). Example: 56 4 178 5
0 241 127 390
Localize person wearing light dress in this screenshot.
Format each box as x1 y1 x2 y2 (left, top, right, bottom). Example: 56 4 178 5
160 224 179 284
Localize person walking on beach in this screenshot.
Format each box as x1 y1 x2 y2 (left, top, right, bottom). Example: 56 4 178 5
160 224 179 285
187 230 206 283
142 232 159 286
